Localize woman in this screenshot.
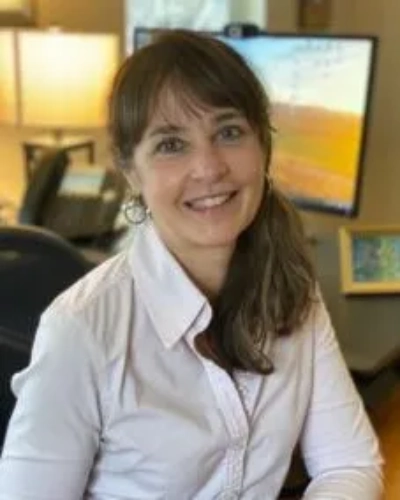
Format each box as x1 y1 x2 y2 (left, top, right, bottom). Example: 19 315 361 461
0 30 383 499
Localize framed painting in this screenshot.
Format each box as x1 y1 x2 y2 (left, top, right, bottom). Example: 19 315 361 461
339 225 400 294
0 0 35 26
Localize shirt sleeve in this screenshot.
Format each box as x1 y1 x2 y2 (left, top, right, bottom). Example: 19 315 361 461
300 296 384 499
0 307 104 500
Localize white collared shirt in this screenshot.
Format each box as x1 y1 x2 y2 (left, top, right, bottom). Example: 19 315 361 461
0 222 383 499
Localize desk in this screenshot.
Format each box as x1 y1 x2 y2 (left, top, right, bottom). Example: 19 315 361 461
313 235 400 376
23 135 95 181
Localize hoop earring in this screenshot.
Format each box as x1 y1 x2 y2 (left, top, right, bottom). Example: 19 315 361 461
122 195 149 225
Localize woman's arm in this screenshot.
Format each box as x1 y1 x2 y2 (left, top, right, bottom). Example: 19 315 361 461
300 297 384 499
0 308 104 500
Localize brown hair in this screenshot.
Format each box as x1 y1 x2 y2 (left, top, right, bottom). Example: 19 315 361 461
108 30 316 375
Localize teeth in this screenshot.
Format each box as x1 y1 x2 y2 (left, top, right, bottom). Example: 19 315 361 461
189 193 232 210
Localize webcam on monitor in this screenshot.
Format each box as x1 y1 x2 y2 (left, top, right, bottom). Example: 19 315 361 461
222 23 261 38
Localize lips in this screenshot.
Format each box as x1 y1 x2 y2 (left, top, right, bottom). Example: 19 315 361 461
185 191 237 211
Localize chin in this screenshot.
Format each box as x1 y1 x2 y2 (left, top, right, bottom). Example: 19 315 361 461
186 225 245 250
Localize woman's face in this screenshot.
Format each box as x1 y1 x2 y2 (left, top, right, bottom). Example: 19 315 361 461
127 89 266 259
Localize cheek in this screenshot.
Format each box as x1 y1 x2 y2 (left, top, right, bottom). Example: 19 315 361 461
233 148 265 185
140 166 183 209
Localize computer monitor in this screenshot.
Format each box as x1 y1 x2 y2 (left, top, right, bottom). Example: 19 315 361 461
133 28 377 217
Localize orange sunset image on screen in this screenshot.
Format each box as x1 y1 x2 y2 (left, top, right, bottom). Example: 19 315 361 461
223 35 375 215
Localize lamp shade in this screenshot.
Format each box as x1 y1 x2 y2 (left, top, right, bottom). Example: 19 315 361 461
18 30 119 129
0 29 18 124
0 0 29 9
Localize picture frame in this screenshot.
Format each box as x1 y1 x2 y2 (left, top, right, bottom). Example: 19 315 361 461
339 225 400 295
0 0 35 26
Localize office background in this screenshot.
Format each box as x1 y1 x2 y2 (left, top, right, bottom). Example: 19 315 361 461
1 1 399 497
1 0 399 236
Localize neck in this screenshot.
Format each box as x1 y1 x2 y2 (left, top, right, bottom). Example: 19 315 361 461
174 245 234 299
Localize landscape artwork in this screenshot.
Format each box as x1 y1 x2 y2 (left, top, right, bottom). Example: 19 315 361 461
351 234 400 283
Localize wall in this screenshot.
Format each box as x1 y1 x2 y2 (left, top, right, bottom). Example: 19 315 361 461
268 0 399 235
36 0 122 34
0 0 123 208
230 0 266 25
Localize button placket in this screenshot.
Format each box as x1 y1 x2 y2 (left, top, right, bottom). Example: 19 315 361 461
234 371 263 421
196 359 248 496
186 319 251 497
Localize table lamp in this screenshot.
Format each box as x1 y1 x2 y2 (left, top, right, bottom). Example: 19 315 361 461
1 28 119 179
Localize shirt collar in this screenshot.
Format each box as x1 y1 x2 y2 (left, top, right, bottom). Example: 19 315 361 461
129 221 212 349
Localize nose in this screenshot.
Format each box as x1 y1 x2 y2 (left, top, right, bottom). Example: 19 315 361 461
189 143 229 182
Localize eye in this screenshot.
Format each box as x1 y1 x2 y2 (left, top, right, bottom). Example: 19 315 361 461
154 137 186 155
216 125 244 143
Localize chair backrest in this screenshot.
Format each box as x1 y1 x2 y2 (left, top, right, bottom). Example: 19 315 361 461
0 224 92 448
0 326 34 449
18 148 69 225
0 224 91 336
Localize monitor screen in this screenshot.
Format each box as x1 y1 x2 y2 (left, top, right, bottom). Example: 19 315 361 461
133 29 377 217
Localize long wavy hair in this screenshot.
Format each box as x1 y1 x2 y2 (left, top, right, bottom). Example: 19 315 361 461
108 30 316 375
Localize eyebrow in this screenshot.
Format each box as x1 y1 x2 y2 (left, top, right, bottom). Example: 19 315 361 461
213 110 244 124
147 110 244 138
148 124 184 138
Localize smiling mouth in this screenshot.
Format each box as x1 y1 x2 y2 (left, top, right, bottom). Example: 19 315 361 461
184 191 237 211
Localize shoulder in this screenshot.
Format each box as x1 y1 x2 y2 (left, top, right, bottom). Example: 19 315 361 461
308 289 337 351
50 250 133 310
41 250 136 354
288 287 341 368
275 290 334 358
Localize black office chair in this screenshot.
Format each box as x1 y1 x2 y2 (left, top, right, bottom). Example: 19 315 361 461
18 148 69 226
0 224 92 447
